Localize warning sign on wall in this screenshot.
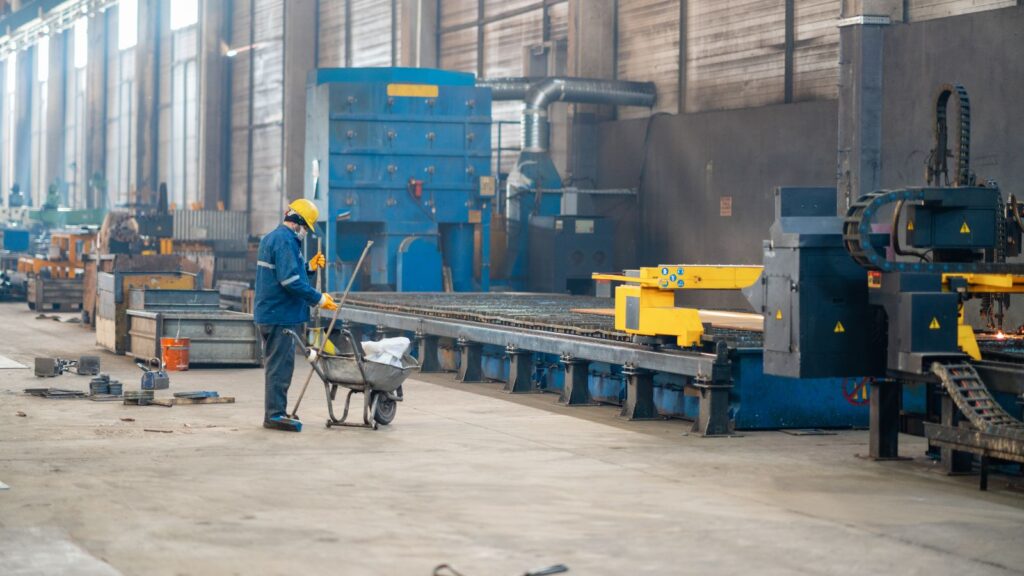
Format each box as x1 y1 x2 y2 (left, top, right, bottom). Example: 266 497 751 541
720 196 733 217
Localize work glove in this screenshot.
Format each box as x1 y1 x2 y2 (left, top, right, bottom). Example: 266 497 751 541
308 251 326 272
319 292 339 311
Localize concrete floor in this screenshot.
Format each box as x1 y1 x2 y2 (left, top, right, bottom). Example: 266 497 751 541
1 302 1023 575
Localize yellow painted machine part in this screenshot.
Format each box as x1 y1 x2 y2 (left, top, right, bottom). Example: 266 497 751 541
613 285 706 347
594 264 763 290
942 273 1024 293
596 265 764 347
957 306 982 361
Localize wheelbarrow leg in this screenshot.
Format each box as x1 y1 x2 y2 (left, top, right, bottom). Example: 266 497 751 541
340 389 356 425
324 382 339 427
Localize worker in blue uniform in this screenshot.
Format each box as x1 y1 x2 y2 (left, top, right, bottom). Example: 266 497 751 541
255 198 338 432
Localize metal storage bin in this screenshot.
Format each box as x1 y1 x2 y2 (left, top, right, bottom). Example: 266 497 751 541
127 309 262 366
128 289 220 312
27 277 84 311
96 271 199 354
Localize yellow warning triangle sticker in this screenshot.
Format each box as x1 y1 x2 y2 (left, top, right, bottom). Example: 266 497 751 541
775 309 783 320
834 321 845 333
929 317 941 330
907 220 915 231
960 221 971 234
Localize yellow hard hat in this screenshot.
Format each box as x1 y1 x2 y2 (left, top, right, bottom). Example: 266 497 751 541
287 199 319 231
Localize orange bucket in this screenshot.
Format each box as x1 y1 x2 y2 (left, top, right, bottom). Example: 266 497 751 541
161 337 190 371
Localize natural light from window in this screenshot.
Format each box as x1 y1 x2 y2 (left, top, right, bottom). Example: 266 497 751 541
170 0 199 31
118 0 138 50
36 36 49 82
5 53 15 94
74 18 88 69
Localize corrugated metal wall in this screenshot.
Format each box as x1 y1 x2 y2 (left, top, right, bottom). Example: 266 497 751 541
685 0 786 113
616 0 680 118
318 1 400 68
793 0 840 102
318 0 346 67
436 1 567 175
350 0 396 67
906 0 1018 21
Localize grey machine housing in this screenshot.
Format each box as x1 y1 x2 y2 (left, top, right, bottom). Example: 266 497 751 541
744 187 886 379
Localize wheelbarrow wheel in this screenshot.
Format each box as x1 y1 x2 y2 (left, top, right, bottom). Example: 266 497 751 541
372 392 397 426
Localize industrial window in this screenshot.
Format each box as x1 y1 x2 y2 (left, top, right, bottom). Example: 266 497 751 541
108 2 136 208
67 20 89 209
3 55 15 200
33 39 48 207
118 0 138 50
73 18 88 70
170 24 199 209
170 0 199 32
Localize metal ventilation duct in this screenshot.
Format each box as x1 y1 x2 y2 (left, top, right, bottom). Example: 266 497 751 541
477 76 657 152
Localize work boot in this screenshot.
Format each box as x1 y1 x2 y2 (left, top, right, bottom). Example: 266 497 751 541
263 416 303 432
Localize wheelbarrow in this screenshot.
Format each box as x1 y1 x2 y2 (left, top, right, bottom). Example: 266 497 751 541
286 329 418 430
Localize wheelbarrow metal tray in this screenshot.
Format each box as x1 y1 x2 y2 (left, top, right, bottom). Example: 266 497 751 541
321 353 418 393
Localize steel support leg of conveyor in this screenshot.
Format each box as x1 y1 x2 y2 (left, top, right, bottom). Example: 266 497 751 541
505 347 535 394
341 322 364 349
560 356 596 406
693 341 734 436
621 367 658 420
416 333 442 373
940 393 973 474
869 379 902 459
375 324 393 340
458 339 484 383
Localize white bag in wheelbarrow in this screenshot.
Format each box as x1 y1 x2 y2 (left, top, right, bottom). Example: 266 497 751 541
361 337 411 368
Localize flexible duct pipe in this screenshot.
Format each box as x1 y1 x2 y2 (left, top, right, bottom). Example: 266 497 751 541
477 77 657 152
475 77 538 101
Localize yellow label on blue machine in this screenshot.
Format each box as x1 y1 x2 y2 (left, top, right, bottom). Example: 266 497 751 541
387 83 440 98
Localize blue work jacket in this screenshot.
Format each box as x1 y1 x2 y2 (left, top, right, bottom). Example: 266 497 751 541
254 225 321 325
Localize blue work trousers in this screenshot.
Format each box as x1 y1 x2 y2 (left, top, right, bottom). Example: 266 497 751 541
258 323 304 421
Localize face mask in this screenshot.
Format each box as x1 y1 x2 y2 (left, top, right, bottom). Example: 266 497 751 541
295 227 307 242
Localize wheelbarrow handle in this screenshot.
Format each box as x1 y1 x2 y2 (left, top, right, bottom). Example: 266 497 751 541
283 329 310 357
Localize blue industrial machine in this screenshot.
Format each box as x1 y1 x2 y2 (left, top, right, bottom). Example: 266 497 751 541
752 85 1024 487
304 68 494 292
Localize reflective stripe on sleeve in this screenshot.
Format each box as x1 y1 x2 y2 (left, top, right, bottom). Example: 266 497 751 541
257 260 276 269
281 275 301 286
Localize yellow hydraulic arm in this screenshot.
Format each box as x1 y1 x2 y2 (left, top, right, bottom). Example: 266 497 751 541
593 265 763 347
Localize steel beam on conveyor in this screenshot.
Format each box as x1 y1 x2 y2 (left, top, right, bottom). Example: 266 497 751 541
337 306 719 378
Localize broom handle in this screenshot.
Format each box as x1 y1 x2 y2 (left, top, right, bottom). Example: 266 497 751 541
289 240 372 419
319 239 373 355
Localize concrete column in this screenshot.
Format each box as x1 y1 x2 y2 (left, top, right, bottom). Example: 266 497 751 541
399 0 437 68
283 0 317 203
836 0 899 214
13 49 33 204
45 32 67 200
197 0 229 210
133 0 160 206
84 11 108 209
